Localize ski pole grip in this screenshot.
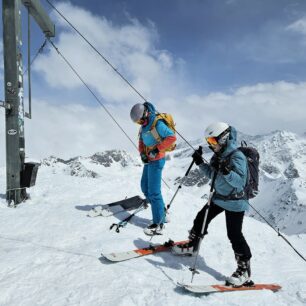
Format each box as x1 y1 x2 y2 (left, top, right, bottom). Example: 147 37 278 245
186 146 202 176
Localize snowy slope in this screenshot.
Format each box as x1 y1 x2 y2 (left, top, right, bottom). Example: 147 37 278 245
0 143 306 305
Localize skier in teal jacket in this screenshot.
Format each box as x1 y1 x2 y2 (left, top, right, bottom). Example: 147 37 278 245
130 102 176 236
172 122 252 287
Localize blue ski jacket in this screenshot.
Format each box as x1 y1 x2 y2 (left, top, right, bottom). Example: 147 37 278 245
138 102 176 161
199 127 249 212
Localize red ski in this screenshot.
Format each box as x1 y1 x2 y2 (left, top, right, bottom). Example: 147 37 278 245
101 239 189 262
178 282 281 294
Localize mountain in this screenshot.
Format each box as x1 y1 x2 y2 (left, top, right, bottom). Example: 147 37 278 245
41 150 142 178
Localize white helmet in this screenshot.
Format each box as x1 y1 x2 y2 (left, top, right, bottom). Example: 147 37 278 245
130 103 145 122
204 122 230 146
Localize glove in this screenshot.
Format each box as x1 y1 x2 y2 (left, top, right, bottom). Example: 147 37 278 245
219 160 231 175
140 153 149 164
210 156 220 171
148 148 159 159
192 148 204 166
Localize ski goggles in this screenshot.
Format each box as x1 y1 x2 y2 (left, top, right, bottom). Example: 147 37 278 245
206 137 218 146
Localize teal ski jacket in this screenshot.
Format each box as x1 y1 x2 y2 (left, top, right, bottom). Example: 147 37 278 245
199 127 249 212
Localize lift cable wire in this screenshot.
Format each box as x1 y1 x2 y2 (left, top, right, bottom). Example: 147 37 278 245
46 38 170 189
248 201 306 262
23 39 47 76
44 0 209 164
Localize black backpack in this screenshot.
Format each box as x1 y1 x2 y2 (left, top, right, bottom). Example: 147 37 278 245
237 141 260 199
212 141 260 200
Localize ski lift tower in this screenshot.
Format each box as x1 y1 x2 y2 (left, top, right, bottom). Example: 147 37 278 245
2 0 55 205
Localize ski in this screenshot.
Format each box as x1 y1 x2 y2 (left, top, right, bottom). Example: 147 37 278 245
178 282 281 294
101 239 189 262
87 196 146 217
87 206 125 217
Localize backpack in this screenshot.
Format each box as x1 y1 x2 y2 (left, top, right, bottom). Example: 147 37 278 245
231 141 260 199
214 141 260 200
150 113 176 152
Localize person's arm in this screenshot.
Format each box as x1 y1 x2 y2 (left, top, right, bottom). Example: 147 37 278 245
138 139 145 154
222 152 247 188
155 121 176 152
199 163 213 178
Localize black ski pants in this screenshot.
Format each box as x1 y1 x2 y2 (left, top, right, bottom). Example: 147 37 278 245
191 202 252 260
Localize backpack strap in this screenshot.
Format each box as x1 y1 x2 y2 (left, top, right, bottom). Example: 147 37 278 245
150 116 162 144
241 140 248 147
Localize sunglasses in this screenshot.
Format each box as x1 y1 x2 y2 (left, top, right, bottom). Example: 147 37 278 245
206 137 218 146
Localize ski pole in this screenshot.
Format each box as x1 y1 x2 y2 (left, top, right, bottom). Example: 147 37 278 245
110 201 147 233
189 170 218 283
166 146 203 212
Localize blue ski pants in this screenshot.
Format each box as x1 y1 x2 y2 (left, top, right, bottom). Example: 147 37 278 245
141 158 165 224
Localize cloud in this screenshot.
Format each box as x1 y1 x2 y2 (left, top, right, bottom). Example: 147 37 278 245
174 81 306 139
287 17 306 35
34 2 185 104
1 79 306 167
24 99 139 161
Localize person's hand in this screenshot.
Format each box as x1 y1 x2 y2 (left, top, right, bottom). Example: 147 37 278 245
192 147 203 166
210 156 220 171
140 153 149 164
148 148 159 159
219 160 231 175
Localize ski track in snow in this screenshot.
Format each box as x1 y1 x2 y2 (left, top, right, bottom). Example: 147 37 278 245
0 161 306 306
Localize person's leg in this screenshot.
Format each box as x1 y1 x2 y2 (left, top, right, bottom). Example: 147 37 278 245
225 210 252 286
172 202 224 255
191 202 224 238
140 165 149 201
225 210 252 260
147 159 165 224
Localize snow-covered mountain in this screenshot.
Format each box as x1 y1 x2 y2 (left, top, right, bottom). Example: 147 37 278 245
0 131 305 306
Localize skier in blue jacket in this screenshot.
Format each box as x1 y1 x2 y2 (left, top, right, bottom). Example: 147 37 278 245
172 122 252 287
130 102 176 235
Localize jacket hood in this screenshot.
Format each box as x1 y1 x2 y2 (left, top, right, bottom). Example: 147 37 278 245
221 126 238 157
142 102 157 132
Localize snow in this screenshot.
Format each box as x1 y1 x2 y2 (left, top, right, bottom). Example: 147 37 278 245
1 145 306 305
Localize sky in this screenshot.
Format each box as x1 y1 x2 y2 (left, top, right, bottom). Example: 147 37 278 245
1 0 306 164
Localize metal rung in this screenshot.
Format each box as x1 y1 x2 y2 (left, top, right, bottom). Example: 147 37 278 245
0 101 11 109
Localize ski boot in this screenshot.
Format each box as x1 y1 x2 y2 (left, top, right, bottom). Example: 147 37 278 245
225 254 253 287
171 230 200 256
143 223 164 236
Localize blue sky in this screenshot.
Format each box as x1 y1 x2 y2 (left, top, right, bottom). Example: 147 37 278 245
42 0 306 92
1 0 306 161
2 0 306 94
